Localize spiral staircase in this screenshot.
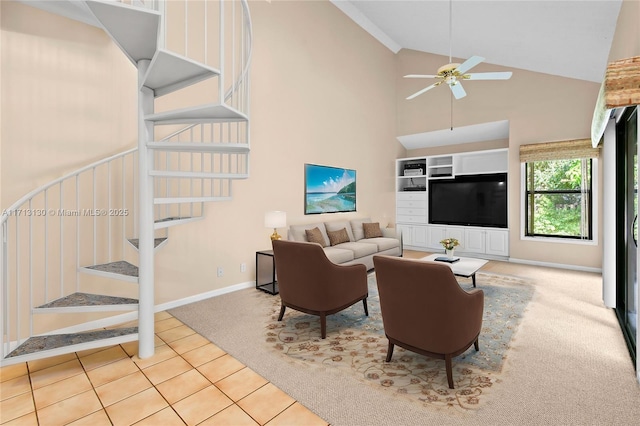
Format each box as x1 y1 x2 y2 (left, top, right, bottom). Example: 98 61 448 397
0 0 252 365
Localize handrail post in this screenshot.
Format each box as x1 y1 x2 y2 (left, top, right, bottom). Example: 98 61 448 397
138 59 155 359
158 0 166 50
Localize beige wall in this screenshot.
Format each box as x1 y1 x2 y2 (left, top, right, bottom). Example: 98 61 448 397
607 0 640 62
398 48 603 268
0 1 137 210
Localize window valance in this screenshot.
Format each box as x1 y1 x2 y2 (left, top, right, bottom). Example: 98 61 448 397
519 139 599 163
604 56 640 109
592 56 640 147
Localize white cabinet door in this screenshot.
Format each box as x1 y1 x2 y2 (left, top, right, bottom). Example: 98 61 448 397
413 226 428 247
427 226 447 249
397 224 412 246
446 227 465 245
486 230 509 256
428 226 466 250
464 229 486 253
397 224 429 249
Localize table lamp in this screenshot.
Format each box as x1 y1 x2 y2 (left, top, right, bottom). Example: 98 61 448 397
265 211 287 241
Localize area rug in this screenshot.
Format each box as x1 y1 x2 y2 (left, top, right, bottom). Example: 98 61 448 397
263 272 534 411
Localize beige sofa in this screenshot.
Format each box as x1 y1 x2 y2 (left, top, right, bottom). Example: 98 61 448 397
287 217 402 270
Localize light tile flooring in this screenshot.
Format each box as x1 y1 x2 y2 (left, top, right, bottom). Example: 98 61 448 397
0 312 328 426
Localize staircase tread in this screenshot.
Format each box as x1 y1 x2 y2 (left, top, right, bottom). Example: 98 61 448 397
6 327 138 358
145 103 248 125
128 238 167 249
85 0 159 64
149 170 249 179
84 260 139 277
154 196 231 205
143 49 220 97
147 142 250 153
36 292 138 309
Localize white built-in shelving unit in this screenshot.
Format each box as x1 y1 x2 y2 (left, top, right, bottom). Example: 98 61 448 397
395 148 509 258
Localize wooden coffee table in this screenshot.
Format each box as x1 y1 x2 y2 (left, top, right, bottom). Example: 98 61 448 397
420 254 488 287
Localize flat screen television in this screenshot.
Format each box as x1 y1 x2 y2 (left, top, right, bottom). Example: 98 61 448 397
304 164 356 214
429 173 507 228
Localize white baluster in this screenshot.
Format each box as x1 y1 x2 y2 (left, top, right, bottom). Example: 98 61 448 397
76 176 80 292
15 215 20 349
60 182 64 300
108 162 112 263
219 0 224 104
43 191 48 302
29 200 33 338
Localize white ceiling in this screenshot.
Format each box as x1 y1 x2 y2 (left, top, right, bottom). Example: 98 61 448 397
331 0 623 148
332 0 622 83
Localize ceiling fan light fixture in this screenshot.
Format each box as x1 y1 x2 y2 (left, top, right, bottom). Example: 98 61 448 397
437 63 460 74
403 0 512 102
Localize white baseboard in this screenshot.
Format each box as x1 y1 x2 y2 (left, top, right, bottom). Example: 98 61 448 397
43 281 256 336
158 281 255 311
508 257 602 274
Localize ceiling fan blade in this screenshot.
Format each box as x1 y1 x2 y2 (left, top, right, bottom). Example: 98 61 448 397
406 82 440 100
404 74 438 79
449 82 467 100
465 72 513 80
456 56 485 74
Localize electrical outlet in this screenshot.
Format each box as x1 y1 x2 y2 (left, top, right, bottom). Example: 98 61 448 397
217 267 224 277
240 263 246 272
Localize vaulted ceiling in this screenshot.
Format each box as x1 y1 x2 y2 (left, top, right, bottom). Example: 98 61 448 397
332 0 623 83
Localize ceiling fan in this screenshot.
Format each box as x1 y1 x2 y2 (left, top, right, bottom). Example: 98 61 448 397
404 0 512 101
405 56 512 100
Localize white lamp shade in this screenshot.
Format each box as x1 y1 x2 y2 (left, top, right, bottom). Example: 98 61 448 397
264 211 287 228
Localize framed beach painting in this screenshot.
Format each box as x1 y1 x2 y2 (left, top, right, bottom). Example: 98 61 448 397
304 164 356 214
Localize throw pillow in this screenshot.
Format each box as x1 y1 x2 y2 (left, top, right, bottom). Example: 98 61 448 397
363 222 383 239
305 227 327 247
327 228 350 246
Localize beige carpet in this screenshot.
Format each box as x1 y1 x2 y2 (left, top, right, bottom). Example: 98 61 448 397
170 257 640 425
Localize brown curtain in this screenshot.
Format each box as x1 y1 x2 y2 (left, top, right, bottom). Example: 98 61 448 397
519 139 599 163
605 56 640 109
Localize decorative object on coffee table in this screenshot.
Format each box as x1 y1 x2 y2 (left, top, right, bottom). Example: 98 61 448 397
440 237 460 258
265 210 286 241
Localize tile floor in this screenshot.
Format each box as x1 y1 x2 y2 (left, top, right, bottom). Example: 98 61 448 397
0 312 329 425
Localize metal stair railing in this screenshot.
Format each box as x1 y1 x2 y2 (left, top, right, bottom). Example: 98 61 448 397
1 148 139 359
120 0 252 113
158 0 252 114
149 0 253 220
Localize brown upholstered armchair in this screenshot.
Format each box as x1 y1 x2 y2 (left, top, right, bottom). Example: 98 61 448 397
373 255 484 389
272 239 369 339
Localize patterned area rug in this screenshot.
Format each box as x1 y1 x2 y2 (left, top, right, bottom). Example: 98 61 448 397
264 272 534 411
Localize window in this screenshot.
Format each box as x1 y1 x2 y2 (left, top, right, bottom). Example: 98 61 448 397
524 158 592 239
